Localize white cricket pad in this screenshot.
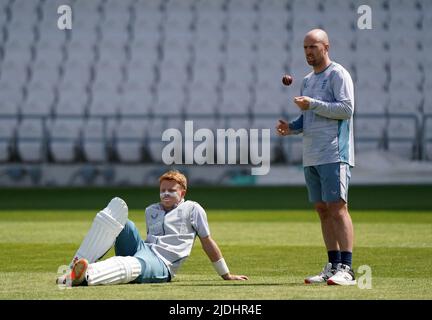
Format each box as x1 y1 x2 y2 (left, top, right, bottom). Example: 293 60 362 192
106 197 128 226
86 256 142 286
70 197 128 266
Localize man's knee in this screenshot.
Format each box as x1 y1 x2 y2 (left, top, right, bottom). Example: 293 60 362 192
116 219 133 242
114 219 141 257
314 202 329 219
121 220 135 233
327 200 349 219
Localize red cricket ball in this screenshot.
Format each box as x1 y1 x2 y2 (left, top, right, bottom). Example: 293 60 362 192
282 75 293 86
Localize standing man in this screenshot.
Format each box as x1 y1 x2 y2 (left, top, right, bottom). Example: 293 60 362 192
276 29 356 286
57 170 248 286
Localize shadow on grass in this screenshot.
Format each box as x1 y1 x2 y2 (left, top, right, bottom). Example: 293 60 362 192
168 282 304 287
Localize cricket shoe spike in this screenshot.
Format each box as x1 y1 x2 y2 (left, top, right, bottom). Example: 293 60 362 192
304 263 336 284
327 263 357 286
56 258 89 287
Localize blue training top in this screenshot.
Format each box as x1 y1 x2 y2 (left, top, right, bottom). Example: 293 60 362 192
289 61 355 167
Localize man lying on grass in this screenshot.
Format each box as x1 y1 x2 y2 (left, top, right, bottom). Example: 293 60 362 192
57 170 248 286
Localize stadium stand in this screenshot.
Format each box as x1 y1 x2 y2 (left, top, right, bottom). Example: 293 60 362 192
16 119 45 162
0 118 17 162
0 0 429 169
114 119 147 162
48 118 82 162
82 118 110 163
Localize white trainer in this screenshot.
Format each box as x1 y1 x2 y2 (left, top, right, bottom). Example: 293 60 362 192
327 263 356 286
304 263 336 284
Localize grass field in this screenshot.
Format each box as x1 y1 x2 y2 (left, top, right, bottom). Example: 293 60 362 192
0 186 431 300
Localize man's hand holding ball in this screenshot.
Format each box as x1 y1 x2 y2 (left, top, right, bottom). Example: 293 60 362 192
294 96 311 110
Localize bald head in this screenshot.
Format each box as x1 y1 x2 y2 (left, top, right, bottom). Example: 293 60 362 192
304 29 329 46
303 29 331 72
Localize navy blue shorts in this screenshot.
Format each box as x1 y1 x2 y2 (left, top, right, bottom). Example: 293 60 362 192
304 162 351 203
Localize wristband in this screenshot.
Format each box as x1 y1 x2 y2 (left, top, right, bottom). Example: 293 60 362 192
212 258 229 276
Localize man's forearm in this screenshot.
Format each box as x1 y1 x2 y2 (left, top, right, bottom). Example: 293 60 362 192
200 237 231 277
201 237 223 262
309 99 353 120
289 114 304 134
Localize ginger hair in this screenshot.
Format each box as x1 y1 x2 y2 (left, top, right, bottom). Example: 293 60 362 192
159 170 187 191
